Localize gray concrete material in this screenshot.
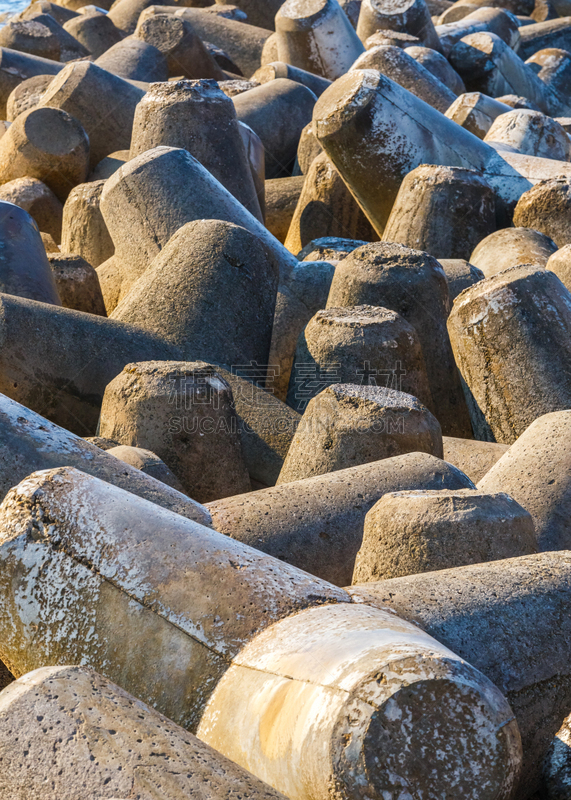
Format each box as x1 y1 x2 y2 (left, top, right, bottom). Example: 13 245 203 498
525 48 571 117
88 150 130 182
252 61 332 98
85 435 119 449
0 105 90 203
351 44 457 112
298 236 370 260
277 384 443 483
0 18 60 61
447 267 571 443
382 164 496 260
21 0 79 26
48 252 106 315
0 176 62 242
208 451 475 586
470 226 557 276
364 28 420 46
95 36 169 82
107 444 187 492
546 243 571 291
0 469 521 800
495 93 543 110
518 16 571 60
356 0 442 51
130 80 262 222
349 551 571 796
63 8 124 58
100 361 251 502
544 714 571 799
443 434 509 482
353 489 536 581
0 201 61 304
134 13 225 79
275 0 365 81
98 147 297 311
25 12 90 61
38 61 145 169
284 151 376 254
0 392 211 523
0 47 63 119
485 109 571 161
286 305 434 415
404 43 466 92
264 175 304 242
326 242 472 437
445 91 513 138
238 120 265 218
478 410 571 552
214 0 282 29
449 31 550 113
0 665 290 800
232 78 317 178
6 73 52 122
40 231 58 252
111 219 278 372
439 258 484 301
435 6 521 55
106 0 171 35
61 179 114 269
513 177 571 247
0 292 181 435
293 120 322 174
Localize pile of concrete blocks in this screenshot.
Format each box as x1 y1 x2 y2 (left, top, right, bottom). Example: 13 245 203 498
0 0 570 796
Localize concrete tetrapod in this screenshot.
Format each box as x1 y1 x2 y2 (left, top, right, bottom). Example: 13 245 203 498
106 444 187 493
61 179 114 270
405 44 466 93
0 391 211 523
0 665 289 800
350 551 571 796
469 226 557 276
0 465 521 800
99 361 251 502
208 451 475 585
478 410 571 551
356 0 442 51
352 489 536 581
513 177 571 247
326 243 472 437
445 92 513 138
442 436 508 482
484 109 571 161
277 385 443 483
63 8 123 58
546 244 571 290
6 73 53 122
447 266 571 443
0 176 62 243
439 258 484 301
48 253 106 315
0 47 63 118
94 37 169 83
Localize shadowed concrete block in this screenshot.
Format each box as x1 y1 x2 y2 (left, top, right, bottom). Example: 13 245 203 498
61 179 114 269
48 252 106 315
0 176 62 242
277 385 443 483
546 243 571 291
0 392 211 522
405 44 466 92
435 6 521 55
297 235 369 260
286 305 434 414
350 551 571 796
513 176 571 247
95 36 169 82
447 267 571 443
439 258 484 301
356 0 442 51
0 105 89 202
209 451 475 585
264 175 304 242
107 444 187 493
484 109 571 160
253 61 332 97
0 18 60 61
382 164 496 259
88 149 130 182
293 120 323 174
275 0 364 81
100 361 251 502
353 489 536 581
470 226 557 276
24 12 90 61
544 713 571 799
518 17 571 60
478 410 571 551
0 47 63 118
445 91 513 138
326 242 472 437
63 8 124 58
5 73 52 121
525 47 571 116
0 665 290 800
0 465 520 800
443 435 508 482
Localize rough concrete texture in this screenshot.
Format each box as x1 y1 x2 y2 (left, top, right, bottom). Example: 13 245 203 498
405 44 466 93
0 18 60 62
48 252 106 316
106 444 187 493
443 435 509 482
350 551 571 795
0 665 290 800
61 179 114 269
447 266 571 443
88 150 130 182
0 466 521 800
95 37 169 83
435 6 521 55
382 164 496 260
326 242 472 437
544 712 571 799
298 236 369 260
5 73 52 122
264 175 304 242
286 305 434 415
294 120 323 174
0 176 62 243
63 8 124 58
470 226 557 277
484 109 571 161
352 488 536 581
513 177 571 247
0 47 62 119
99 361 251 502
278 384 443 484
208 451 475 586
478 410 571 551
253 61 332 99
546 243 571 291
356 0 442 51
439 258 485 301
445 91 513 138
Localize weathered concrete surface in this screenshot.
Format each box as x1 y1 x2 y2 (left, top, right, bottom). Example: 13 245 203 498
61 179 114 269
447 266 571 443
470 226 557 277
0 176 62 243
0 665 290 800
445 91 513 138
106 444 187 493
478 410 571 551
443 435 509 482
6 73 52 122
439 258 484 301
484 109 571 161
435 6 521 56
0 47 62 118
513 177 571 247
208 451 475 586
277 384 443 483
353 489 536 581
350 551 571 796
95 37 168 83
264 175 304 242
405 43 466 93
546 244 571 291
48 253 106 316
356 0 442 51
0 392 211 523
